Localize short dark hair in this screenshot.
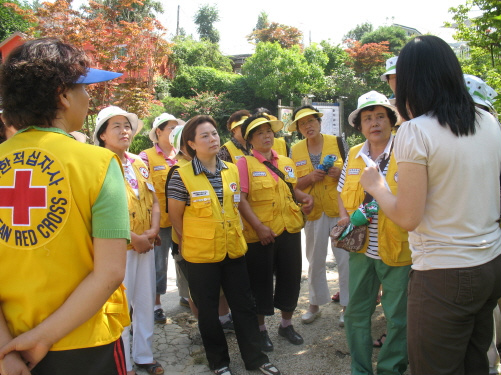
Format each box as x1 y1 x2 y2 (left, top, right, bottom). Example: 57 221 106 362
226 109 251 131
182 115 218 158
396 35 477 136
353 106 397 131
0 38 90 130
96 120 110 147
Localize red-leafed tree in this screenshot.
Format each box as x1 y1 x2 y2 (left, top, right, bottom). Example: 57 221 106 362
345 39 390 88
7 0 172 125
247 21 303 49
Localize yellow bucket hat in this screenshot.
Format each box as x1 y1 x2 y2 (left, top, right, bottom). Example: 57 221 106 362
243 116 284 140
287 108 323 132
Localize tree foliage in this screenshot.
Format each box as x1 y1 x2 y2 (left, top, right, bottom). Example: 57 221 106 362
170 66 239 98
194 3 220 43
447 0 501 113
448 0 501 67
81 0 163 23
255 11 269 31
247 21 303 49
8 0 171 135
343 22 373 43
0 0 32 41
360 25 408 54
242 42 323 102
169 35 232 74
345 40 390 85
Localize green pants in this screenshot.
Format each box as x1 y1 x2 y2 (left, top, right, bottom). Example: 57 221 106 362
345 252 410 375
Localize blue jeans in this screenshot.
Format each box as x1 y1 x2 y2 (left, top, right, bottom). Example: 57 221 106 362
154 226 172 295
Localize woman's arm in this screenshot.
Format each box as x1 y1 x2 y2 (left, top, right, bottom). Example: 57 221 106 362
0 238 127 370
168 198 186 252
238 192 277 245
295 170 326 191
337 195 350 226
360 162 427 231
0 308 30 375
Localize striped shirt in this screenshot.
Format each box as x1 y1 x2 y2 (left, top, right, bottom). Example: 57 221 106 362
337 136 394 259
167 156 227 206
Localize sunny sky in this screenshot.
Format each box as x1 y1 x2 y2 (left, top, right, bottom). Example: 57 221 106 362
157 0 475 55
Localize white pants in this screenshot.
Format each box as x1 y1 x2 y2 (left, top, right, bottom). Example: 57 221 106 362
305 213 350 306
121 249 156 371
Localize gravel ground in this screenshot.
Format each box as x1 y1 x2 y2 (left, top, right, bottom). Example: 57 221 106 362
152 253 403 375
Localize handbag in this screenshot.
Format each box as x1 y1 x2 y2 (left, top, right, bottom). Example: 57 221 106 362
330 223 368 252
331 150 393 252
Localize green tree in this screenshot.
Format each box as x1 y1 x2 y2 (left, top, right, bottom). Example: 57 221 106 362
343 22 373 42
447 0 501 113
241 42 323 102
170 35 232 73
255 11 269 31
360 25 408 54
170 66 238 98
448 0 501 67
0 0 32 40
194 4 220 43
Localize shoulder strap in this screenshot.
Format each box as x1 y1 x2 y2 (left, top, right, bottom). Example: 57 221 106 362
336 136 346 162
262 160 298 204
164 165 180 213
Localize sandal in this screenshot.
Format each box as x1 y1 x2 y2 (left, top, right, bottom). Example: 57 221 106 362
135 361 164 375
373 333 386 348
331 292 340 302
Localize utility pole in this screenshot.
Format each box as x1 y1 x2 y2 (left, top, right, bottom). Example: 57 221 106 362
176 5 180 36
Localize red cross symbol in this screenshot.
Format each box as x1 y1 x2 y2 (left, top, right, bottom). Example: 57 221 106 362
0 169 47 226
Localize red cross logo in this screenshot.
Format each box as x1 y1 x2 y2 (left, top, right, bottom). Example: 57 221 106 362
0 169 47 226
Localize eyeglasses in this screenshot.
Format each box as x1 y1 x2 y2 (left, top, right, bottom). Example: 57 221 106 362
298 117 318 129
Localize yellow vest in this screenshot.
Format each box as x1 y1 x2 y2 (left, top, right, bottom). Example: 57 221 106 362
143 147 171 228
340 143 411 266
291 135 344 221
177 162 247 263
125 154 154 249
0 128 129 351
242 155 304 243
170 157 189 245
272 137 288 157
223 140 247 164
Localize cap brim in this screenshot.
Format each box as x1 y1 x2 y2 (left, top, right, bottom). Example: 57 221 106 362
76 68 122 84
288 111 323 132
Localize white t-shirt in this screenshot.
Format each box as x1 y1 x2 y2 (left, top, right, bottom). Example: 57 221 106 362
394 110 501 270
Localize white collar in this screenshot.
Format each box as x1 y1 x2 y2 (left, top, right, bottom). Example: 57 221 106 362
355 134 394 165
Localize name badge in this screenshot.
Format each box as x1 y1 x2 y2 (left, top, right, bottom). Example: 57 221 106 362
146 182 155 192
284 166 295 179
235 155 243 161
153 165 166 171
192 190 210 197
296 160 307 167
253 171 267 177
233 193 241 203
348 168 361 175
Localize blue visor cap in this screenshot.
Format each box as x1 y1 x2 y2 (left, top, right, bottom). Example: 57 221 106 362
75 68 122 84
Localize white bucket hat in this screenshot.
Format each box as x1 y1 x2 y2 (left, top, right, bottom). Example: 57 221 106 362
380 56 398 82
348 91 401 128
93 106 140 145
464 74 497 113
169 125 184 151
149 113 185 142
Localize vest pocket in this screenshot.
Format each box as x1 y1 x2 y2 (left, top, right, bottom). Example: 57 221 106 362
104 284 130 327
288 202 305 231
191 198 213 217
380 222 411 265
227 221 246 258
183 221 216 261
250 180 275 201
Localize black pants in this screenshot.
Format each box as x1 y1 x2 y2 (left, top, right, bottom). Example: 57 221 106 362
32 338 126 375
186 255 268 371
246 231 302 315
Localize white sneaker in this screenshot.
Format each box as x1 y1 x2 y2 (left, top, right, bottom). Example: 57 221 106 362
339 311 345 327
301 310 321 324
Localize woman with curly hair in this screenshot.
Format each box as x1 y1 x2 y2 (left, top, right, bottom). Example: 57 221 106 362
0 38 130 375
